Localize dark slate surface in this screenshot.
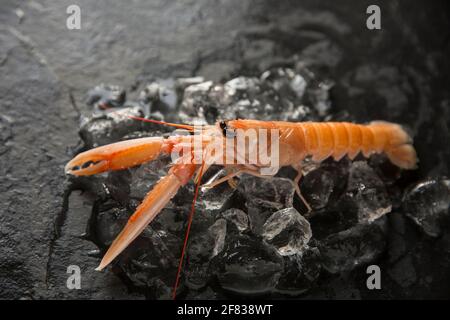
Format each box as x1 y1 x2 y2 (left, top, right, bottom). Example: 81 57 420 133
0 0 449 299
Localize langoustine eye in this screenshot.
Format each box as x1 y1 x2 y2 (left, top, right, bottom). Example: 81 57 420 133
219 120 237 138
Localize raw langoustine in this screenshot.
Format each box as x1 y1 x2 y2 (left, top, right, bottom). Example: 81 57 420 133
65 118 417 296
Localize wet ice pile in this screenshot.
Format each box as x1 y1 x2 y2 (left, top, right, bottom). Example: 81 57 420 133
68 66 449 299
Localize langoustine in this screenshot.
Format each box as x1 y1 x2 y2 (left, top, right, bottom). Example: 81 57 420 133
65 118 418 296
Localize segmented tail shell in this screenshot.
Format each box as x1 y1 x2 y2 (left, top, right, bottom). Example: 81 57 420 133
300 121 417 169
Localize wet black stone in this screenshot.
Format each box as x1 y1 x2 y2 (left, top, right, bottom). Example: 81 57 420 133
79 107 145 148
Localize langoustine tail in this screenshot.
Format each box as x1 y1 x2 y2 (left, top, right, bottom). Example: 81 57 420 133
368 121 418 170
300 121 418 170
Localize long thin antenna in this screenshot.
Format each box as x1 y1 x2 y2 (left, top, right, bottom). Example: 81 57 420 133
126 115 195 131
172 162 205 299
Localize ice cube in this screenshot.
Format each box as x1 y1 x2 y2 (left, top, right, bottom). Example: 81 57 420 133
237 176 295 234
318 219 387 274
185 219 227 290
275 247 321 295
262 207 312 256
221 208 249 232
403 179 450 237
213 234 283 295
344 161 392 223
